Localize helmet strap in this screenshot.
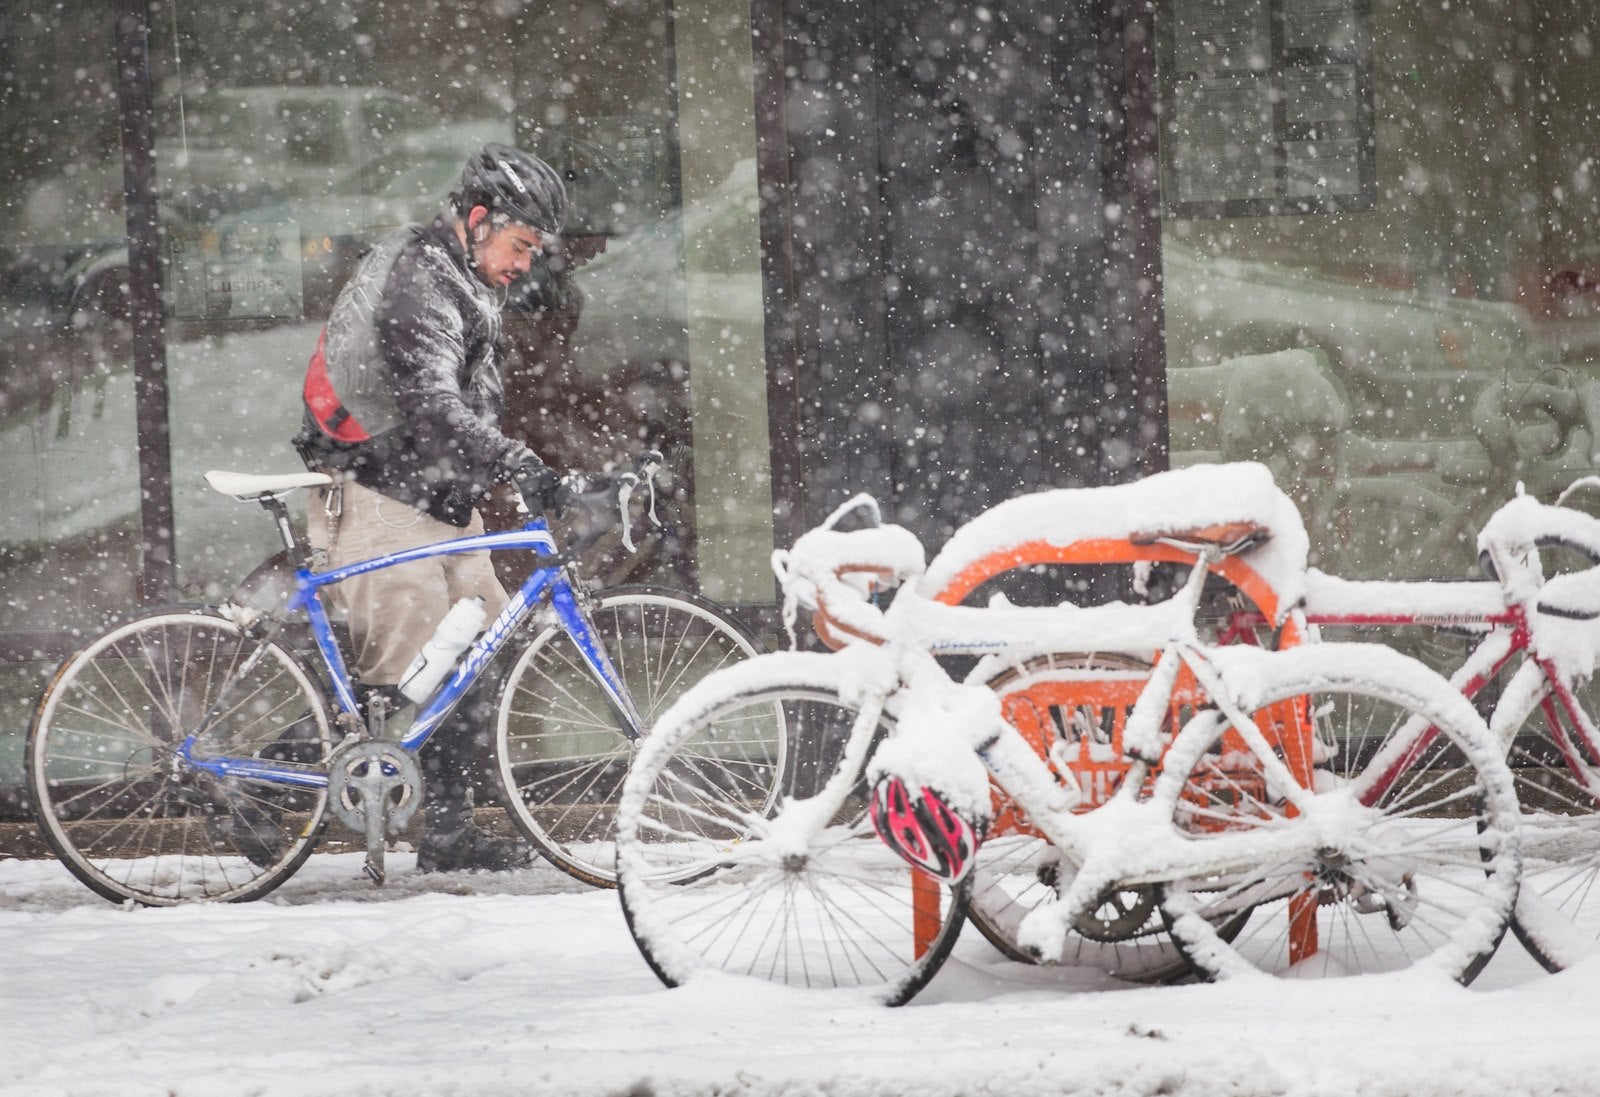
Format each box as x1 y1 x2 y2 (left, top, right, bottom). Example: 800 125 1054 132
464 205 494 283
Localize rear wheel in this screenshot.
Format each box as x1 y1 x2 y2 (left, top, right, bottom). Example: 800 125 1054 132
969 652 1233 982
1158 646 1520 983
494 585 771 886
616 655 968 1005
26 607 332 905
1506 675 1600 972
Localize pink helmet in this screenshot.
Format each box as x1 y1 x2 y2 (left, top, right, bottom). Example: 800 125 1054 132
869 774 983 883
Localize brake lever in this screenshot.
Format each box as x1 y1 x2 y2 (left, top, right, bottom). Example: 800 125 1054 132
618 473 639 552
511 479 532 517
635 449 664 531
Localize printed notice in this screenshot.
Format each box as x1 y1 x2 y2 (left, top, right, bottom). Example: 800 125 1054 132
169 221 305 321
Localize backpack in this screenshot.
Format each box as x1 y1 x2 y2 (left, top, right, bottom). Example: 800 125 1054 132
293 227 415 468
302 327 370 443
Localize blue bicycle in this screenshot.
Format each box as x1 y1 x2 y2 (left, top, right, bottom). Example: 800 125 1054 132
25 461 782 904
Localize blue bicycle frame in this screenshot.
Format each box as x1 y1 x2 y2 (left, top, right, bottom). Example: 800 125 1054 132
175 513 649 790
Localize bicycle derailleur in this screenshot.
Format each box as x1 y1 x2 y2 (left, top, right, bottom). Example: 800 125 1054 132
1314 846 1419 931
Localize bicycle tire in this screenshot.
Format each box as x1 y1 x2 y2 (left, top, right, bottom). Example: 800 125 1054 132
616 653 969 1005
1504 673 1600 972
493 584 772 887
967 651 1244 982
26 606 333 905
1157 644 1520 983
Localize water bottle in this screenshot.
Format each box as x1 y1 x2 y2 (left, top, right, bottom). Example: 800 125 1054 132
399 596 487 703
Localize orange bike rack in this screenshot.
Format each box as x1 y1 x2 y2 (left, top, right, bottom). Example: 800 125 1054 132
930 534 1322 967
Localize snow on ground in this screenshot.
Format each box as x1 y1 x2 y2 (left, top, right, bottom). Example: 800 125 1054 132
3 850 1598 1097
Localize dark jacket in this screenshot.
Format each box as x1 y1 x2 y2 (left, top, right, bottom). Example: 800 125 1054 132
296 215 527 526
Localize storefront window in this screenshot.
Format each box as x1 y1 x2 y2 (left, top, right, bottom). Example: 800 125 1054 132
0 4 130 788
0 4 136 632
1160 0 1600 580
151 0 772 605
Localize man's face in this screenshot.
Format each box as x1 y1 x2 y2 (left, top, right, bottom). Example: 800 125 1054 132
472 221 543 287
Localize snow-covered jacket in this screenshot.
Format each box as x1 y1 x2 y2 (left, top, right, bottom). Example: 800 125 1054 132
295 215 528 526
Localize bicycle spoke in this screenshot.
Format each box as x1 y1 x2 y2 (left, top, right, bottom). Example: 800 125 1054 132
619 673 964 1001
30 610 331 905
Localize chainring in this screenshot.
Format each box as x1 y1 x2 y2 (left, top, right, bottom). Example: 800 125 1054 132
326 738 424 836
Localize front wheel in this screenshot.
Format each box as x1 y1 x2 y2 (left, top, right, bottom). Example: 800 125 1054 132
616 654 969 1005
26 606 333 905
1157 645 1521 983
494 585 772 886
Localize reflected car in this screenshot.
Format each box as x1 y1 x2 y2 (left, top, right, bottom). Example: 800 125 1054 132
1 86 447 331
1162 241 1600 576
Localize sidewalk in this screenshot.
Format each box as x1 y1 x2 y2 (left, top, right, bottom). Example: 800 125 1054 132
0 821 48 858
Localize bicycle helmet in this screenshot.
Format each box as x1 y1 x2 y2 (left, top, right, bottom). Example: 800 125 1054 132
869 774 983 884
456 142 566 236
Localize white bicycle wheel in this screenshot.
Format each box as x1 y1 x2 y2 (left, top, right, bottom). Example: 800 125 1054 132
616 653 969 1005
494 585 772 887
1157 644 1520 983
1503 669 1600 972
27 607 332 905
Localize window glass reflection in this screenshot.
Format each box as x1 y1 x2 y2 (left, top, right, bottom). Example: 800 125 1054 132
1162 1 1600 581
0 4 138 631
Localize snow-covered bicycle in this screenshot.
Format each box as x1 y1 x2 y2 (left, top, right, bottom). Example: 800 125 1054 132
614 480 1522 1004
1294 481 1600 973
916 463 1314 982
26 458 776 904
941 467 1600 979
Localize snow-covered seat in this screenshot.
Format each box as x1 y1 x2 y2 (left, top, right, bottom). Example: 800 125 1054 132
917 462 1310 626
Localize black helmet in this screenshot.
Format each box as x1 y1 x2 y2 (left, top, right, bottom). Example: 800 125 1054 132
457 143 566 236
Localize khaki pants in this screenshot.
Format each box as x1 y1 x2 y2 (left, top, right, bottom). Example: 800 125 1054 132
308 479 509 686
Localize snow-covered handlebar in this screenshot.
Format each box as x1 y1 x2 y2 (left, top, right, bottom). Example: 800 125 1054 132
1478 485 1600 610
771 494 926 648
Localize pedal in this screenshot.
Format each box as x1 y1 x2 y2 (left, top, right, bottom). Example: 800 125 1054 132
1348 871 1418 930
326 738 424 887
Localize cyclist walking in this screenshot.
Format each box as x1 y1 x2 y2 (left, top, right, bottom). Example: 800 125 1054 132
294 142 567 872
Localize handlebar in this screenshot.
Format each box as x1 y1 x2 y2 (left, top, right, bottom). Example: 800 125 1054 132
1478 487 1600 610
771 495 926 649
818 492 883 532
513 449 664 555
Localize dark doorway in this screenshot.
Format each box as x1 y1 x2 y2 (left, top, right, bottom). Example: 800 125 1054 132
764 0 1166 547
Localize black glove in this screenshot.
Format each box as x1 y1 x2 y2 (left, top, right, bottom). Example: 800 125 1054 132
512 454 565 516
